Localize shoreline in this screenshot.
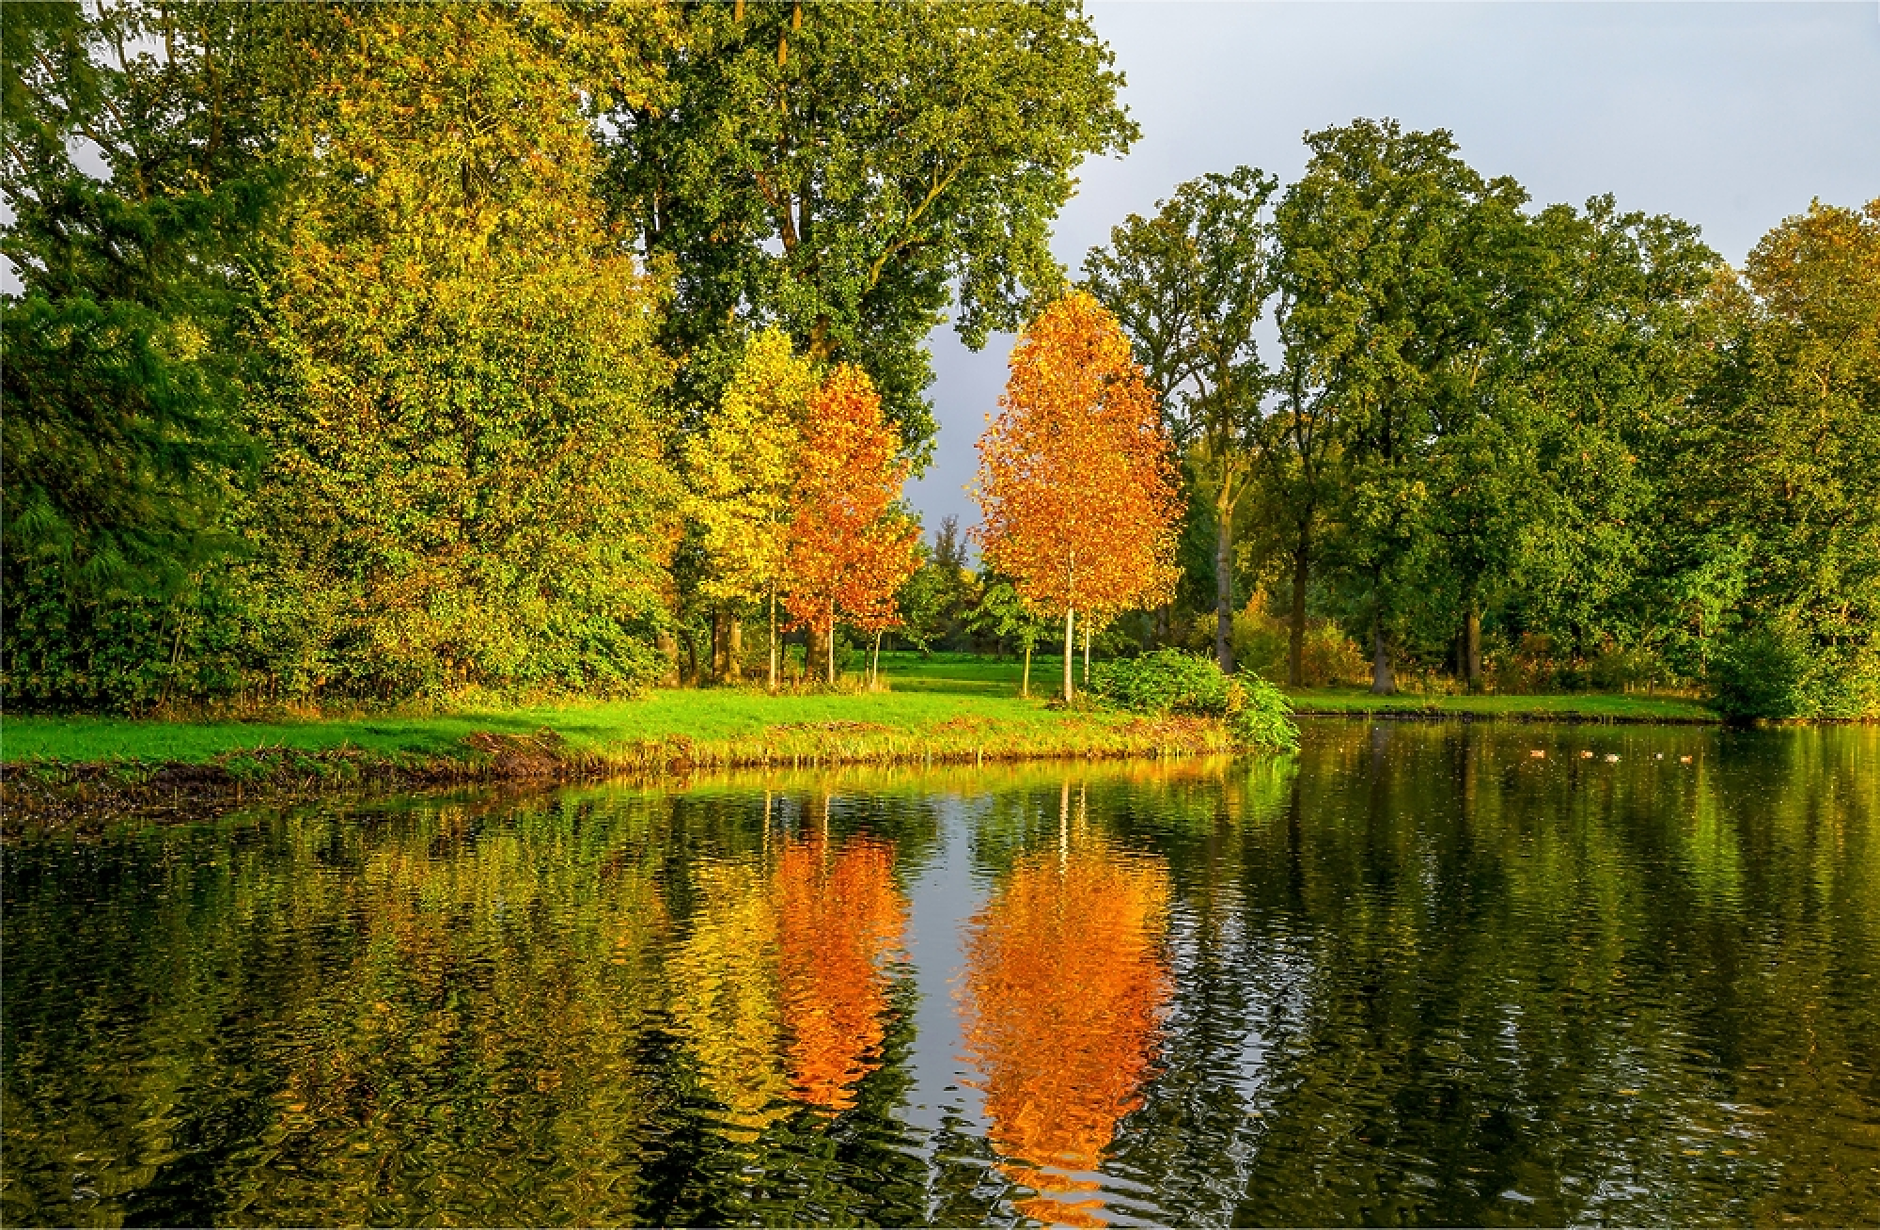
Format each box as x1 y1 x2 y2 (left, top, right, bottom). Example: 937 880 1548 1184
0 715 1233 835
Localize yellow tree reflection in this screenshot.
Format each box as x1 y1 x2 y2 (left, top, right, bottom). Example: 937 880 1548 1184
668 860 792 1142
961 809 1173 1226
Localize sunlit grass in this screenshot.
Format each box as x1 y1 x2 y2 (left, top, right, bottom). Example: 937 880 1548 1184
1 653 1716 770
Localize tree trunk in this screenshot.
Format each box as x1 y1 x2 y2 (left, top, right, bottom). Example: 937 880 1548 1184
1215 481 1235 673
1082 617 1091 688
656 629 680 687
1289 537 1310 688
728 617 743 683
1370 613 1396 695
825 600 836 686
1062 606 1076 702
870 629 882 690
1021 638 1032 698
710 609 726 683
768 589 778 692
1464 603 1482 692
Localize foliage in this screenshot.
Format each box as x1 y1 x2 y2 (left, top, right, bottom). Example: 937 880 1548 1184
974 291 1184 698
1 0 272 709
234 2 679 702
1089 648 1299 750
1224 675 1301 753
781 366 921 681
1089 648 1232 717
1084 166 1279 670
686 329 818 609
608 0 1137 452
1685 200 1880 717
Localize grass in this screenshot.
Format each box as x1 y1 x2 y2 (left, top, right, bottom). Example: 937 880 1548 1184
1 652 1719 769
0 652 1215 776
0 649 1721 824
1284 686 1714 721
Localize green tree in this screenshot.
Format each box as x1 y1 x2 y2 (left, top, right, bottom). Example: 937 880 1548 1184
1271 119 1525 693
606 0 1137 454
238 2 678 701
1685 199 1880 716
2 0 274 708
1083 166 1279 674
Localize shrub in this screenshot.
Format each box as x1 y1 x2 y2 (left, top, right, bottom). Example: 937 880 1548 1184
1088 649 1298 751
1709 624 1880 720
1089 649 1231 716
1230 597 1367 685
1226 675 1300 752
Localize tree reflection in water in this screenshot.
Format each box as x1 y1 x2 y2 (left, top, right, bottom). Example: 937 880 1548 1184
961 783 1174 1226
668 797 907 1142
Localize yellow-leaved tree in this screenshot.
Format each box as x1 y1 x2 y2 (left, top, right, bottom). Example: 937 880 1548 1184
685 329 819 690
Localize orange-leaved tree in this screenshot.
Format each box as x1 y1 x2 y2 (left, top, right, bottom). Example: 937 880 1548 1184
783 365 921 685
973 291 1183 701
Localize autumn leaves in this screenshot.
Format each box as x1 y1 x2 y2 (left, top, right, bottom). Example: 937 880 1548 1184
975 293 1184 702
695 293 1183 699
686 332 919 689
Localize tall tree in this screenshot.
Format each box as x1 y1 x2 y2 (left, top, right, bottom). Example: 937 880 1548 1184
606 0 1137 454
2 0 272 708
241 2 678 700
782 365 921 685
1083 166 1279 673
973 292 1183 701
1271 119 1524 693
1679 199 1880 716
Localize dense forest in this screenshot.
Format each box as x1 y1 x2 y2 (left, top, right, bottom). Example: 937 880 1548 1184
4 1 1876 719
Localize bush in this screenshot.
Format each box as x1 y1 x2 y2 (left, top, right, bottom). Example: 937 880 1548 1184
1709 624 1880 720
1089 649 1231 716
1088 649 1298 751
1230 597 1367 685
1226 674 1301 752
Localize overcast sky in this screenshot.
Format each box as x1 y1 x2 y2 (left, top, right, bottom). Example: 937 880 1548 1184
906 0 1880 544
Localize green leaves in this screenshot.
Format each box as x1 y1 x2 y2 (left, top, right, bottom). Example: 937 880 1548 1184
609 0 1135 454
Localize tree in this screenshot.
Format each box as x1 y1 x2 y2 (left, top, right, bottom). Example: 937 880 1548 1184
2 0 272 708
1680 199 1880 716
1083 166 1279 673
973 292 1183 701
782 365 921 685
685 328 819 690
968 576 1049 698
606 0 1137 453
240 2 678 700
1270 119 1525 693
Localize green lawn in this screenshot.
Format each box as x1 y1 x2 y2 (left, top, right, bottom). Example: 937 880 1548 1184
0 652 1714 768
1 654 1141 767
1284 686 1713 721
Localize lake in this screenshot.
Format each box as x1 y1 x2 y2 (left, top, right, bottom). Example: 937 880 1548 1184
4 722 1876 1226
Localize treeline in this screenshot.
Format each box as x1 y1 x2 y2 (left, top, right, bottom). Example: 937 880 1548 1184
1069 126 1880 718
5 5 1875 720
2 0 1130 710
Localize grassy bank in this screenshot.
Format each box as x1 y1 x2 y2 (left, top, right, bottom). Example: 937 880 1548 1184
0 674 1227 830
0 650 1719 828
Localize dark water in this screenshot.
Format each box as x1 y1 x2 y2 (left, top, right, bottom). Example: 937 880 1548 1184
5 722 1877 1226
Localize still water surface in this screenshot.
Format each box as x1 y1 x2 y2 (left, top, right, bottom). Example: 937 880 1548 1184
4 722 1877 1226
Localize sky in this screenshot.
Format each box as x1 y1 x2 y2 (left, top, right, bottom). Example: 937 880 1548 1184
904 0 1880 544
